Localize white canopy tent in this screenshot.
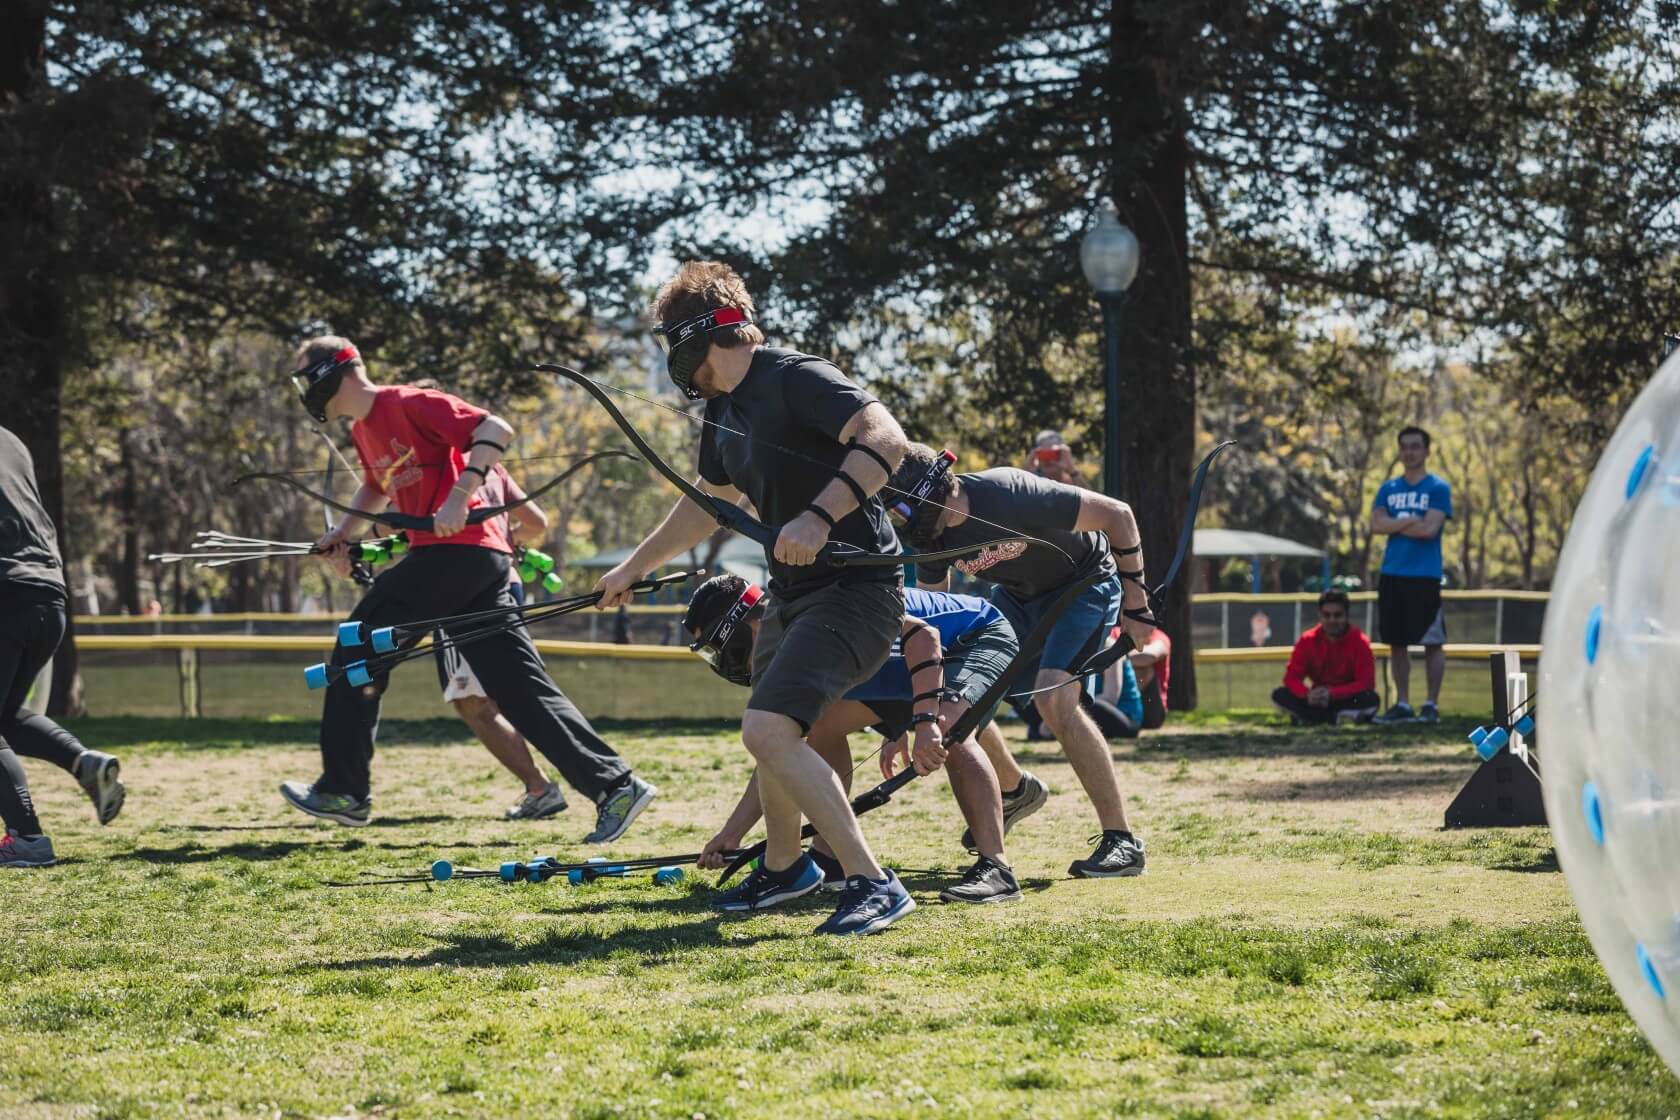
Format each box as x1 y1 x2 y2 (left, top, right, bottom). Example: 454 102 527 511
1192 528 1329 592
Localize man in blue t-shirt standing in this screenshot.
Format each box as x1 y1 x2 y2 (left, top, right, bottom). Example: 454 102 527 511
1370 426 1452 723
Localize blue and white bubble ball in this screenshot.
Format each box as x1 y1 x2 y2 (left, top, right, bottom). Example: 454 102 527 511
1541 354 1680 1076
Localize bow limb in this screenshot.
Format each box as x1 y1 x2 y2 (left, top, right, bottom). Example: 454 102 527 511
229 472 433 532
461 449 640 525
537 364 775 548
1149 440 1236 606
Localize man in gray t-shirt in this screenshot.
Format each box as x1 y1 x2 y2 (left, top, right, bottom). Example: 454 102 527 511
889 443 1157 879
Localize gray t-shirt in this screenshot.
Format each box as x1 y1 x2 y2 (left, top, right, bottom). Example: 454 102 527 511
0 426 64 594
917 468 1113 601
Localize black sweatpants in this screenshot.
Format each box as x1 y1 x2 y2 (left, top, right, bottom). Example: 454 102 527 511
0 584 87 835
1270 686 1381 726
319 545 629 802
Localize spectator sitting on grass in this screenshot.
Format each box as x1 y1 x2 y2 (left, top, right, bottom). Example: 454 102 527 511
1271 590 1380 726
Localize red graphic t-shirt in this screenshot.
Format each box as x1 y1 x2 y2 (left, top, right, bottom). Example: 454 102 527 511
350 385 512 553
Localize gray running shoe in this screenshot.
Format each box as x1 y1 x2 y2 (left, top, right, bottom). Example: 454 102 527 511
1068 831 1146 878
75 750 125 825
1372 702 1416 725
938 856 1022 904
962 771 1049 853
0 830 56 868
583 775 656 844
279 779 371 826
506 781 568 821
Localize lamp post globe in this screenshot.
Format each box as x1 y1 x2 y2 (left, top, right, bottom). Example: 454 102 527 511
1080 204 1139 296
1081 204 1139 498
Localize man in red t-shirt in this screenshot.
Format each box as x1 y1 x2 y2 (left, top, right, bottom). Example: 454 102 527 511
278 336 655 840
1271 590 1380 726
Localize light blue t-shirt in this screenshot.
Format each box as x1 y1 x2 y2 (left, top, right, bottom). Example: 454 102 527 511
1113 655 1144 727
1373 472 1452 579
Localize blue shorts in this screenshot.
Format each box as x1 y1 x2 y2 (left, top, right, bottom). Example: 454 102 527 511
990 574 1121 690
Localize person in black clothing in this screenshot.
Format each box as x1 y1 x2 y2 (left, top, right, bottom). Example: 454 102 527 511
888 443 1155 878
595 260 916 936
0 426 126 868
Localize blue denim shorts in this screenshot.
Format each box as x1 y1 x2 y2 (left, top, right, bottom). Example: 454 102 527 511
990 574 1121 689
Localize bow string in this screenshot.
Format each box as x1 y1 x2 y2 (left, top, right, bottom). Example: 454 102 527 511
230 448 640 534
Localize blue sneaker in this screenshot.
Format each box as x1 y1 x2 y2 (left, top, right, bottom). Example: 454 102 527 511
815 870 916 936
715 853 825 912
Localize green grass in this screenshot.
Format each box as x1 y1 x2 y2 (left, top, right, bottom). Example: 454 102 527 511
2 714 1674 1118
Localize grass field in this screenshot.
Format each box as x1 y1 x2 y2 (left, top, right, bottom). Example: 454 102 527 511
3 712 1676 1119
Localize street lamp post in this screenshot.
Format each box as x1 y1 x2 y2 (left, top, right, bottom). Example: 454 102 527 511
1079 203 1140 498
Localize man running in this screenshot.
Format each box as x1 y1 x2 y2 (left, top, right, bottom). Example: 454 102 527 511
279 337 654 841
594 260 914 936
887 442 1155 878
0 425 124 867
685 574 1023 903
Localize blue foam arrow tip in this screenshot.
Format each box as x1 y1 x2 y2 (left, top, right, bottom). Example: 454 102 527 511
304 663 329 690
346 661 372 687
371 627 398 654
337 621 364 647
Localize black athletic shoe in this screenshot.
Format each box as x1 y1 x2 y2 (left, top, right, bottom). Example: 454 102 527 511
807 848 847 892
962 771 1049 853
938 856 1022 904
714 854 824 913
1068 831 1146 878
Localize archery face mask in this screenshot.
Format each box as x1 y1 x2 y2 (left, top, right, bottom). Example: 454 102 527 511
290 345 360 423
887 448 956 548
655 307 752 400
686 581 763 687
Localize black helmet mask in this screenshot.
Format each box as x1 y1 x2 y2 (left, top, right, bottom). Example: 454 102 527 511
290 345 360 423
684 580 764 687
888 448 957 549
655 307 752 400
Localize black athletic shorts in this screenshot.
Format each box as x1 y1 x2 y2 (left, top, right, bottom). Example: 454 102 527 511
750 580 904 733
1378 574 1445 648
865 616 1018 740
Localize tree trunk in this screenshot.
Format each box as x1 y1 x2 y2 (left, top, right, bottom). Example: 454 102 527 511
1111 1 1200 708
0 2 82 715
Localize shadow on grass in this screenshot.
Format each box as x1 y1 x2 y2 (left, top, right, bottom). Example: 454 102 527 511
1491 848 1560 874
319 916 786 970
1240 767 1467 802
111 840 326 865
112 835 441 865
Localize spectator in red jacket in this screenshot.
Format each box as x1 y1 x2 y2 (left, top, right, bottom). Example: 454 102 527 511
1272 590 1380 726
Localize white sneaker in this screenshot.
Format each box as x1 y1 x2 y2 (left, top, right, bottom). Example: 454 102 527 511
1336 706 1378 726
506 781 568 820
